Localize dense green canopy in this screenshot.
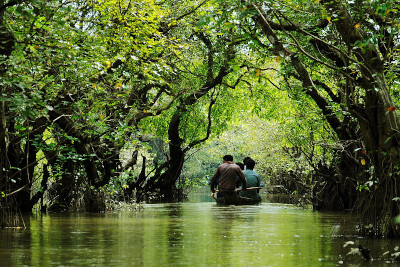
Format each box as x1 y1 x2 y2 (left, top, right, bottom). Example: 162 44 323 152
1 0 400 236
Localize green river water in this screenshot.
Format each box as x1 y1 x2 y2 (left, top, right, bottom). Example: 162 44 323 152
1 188 400 266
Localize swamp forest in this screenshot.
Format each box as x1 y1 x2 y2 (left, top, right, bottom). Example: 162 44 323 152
1 0 400 250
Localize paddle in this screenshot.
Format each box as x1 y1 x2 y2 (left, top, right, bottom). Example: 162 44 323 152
235 186 263 191
214 186 263 193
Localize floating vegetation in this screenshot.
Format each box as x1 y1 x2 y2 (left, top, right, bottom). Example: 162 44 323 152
105 200 142 212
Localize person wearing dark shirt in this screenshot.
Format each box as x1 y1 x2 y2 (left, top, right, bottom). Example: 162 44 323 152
210 155 247 205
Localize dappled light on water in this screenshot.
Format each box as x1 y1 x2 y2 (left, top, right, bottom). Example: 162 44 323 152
1 189 399 266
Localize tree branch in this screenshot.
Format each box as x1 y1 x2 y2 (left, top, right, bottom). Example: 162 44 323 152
185 95 216 151
252 3 343 135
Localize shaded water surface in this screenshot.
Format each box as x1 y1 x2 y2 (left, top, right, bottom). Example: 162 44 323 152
1 189 400 266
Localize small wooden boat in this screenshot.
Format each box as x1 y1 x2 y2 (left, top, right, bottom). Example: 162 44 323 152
212 195 261 205
211 187 262 205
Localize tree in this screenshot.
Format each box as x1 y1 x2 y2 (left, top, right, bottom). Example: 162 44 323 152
0 0 18 226
135 6 240 201
0 0 246 215
0 0 189 213
218 0 400 236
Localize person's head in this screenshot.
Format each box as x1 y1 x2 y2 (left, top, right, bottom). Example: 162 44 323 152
243 157 252 165
245 158 256 170
223 154 233 162
236 162 244 170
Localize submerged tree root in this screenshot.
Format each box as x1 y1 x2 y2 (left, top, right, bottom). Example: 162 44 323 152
0 196 26 229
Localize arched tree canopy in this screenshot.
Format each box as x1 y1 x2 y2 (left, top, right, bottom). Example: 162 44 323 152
1 0 400 236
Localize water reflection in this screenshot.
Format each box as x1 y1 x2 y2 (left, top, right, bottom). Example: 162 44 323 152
1 190 399 266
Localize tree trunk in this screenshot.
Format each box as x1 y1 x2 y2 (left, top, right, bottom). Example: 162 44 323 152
0 1 17 227
159 113 185 200
351 79 400 236
52 159 77 211
142 113 185 201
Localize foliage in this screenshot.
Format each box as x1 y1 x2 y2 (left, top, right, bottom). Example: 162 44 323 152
220 0 400 236
1 0 400 238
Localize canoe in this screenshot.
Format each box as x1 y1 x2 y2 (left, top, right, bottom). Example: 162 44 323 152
211 186 263 205
211 192 261 205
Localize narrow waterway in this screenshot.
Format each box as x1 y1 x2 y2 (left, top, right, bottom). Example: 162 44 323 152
1 188 399 266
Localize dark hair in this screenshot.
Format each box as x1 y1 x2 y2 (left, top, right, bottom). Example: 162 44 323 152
236 162 244 170
245 158 256 170
243 157 252 165
223 155 233 162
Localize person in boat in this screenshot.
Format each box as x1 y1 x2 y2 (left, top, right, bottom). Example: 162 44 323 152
210 155 247 205
243 157 252 170
236 162 245 170
239 158 262 200
235 162 245 188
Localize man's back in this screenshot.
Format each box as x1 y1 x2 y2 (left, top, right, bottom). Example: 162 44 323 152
239 169 261 199
211 162 245 191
